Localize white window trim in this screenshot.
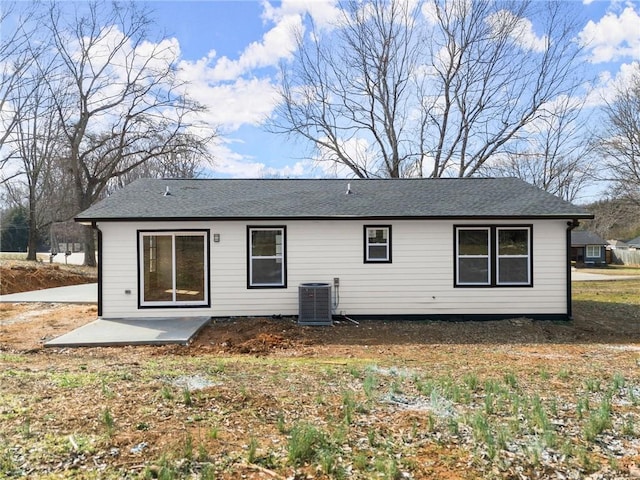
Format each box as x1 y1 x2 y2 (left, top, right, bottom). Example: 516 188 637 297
456 227 491 286
586 245 600 258
364 226 391 263
139 231 209 307
248 227 286 287
496 227 531 286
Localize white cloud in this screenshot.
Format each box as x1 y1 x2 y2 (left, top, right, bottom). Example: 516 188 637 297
583 61 640 107
178 73 280 132
579 6 640 63
262 0 343 29
207 137 310 178
487 10 547 53
421 0 472 24
208 13 303 82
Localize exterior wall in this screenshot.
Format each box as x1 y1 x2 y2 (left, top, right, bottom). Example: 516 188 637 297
98 218 569 319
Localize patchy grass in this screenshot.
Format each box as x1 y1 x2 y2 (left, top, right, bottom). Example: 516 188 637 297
0 277 639 478
573 279 640 304
1 342 639 478
578 265 640 276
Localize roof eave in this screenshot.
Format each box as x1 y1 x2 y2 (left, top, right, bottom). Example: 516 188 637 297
75 213 595 223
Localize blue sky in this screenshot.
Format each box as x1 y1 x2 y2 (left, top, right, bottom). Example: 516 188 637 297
5 0 638 189
136 0 640 186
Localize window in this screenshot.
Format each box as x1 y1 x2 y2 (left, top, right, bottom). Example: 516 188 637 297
497 227 531 285
364 226 392 263
455 226 532 287
248 227 286 288
456 228 490 285
139 231 209 307
586 245 600 258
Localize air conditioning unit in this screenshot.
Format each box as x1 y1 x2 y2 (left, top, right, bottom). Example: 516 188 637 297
298 283 332 326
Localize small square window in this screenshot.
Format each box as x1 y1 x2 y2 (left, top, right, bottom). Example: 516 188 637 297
364 226 392 263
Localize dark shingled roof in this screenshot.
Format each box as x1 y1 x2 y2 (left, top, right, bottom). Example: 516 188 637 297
75 178 593 222
571 231 606 246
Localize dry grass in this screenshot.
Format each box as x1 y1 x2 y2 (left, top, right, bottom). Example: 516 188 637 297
0 268 639 478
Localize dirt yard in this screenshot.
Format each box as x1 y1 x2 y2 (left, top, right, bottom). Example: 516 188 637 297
1 263 640 479
0 260 97 295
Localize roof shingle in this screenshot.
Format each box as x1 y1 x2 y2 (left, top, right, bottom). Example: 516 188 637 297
75 178 593 221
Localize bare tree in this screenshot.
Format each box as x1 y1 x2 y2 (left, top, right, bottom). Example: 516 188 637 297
581 198 640 241
488 95 595 202
10 68 65 259
104 133 209 195
271 0 586 179
0 3 43 175
38 1 215 265
597 63 640 205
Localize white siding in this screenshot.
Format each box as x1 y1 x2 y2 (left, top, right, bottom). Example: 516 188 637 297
98 219 569 319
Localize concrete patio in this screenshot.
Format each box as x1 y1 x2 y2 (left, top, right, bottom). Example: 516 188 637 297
45 316 210 348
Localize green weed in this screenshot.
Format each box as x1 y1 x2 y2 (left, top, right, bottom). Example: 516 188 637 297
585 378 601 393
462 373 479 392
182 388 192 406
101 408 115 436
160 385 173 401
612 373 626 391
503 372 518 389
207 425 219 440
584 396 612 441
363 373 377 400
247 437 258 463
342 390 356 424
287 423 327 465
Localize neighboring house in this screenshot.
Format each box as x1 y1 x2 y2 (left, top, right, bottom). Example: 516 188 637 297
627 236 640 249
75 178 592 321
607 239 629 251
50 221 86 254
571 231 607 266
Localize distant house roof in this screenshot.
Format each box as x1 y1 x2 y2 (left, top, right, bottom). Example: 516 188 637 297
607 239 629 248
571 231 606 246
75 177 594 222
627 236 640 247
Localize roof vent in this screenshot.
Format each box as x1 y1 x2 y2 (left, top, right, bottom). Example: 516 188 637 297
346 183 352 195
163 186 171 196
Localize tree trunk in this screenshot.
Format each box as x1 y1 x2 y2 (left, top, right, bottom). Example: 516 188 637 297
82 224 96 267
26 191 38 261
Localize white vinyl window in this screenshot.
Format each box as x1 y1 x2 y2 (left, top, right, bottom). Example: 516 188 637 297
248 227 286 287
586 245 600 258
139 231 209 307
365 226 392 263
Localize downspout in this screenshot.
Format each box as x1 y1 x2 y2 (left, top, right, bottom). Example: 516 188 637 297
566 219 579 320
92 221 103 317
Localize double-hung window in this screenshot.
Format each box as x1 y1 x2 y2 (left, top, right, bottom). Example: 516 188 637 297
456 228 490 285
586 245 600 258
248 227 286 288
455 226 532 287
364 225 392 263
139 230 209 307
496 228 531 285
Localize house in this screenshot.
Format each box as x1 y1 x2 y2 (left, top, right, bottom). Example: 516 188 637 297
75 178 593 322
607 239 629 250
571 231 607 266
626 236 640 249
